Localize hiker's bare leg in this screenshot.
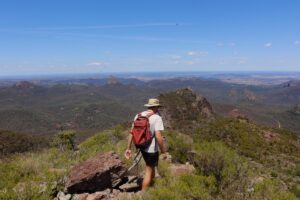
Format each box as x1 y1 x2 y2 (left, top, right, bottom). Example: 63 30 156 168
142 165 155 192
152 167 155 179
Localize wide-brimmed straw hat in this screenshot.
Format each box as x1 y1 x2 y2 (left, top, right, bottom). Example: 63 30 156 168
144 98 161 107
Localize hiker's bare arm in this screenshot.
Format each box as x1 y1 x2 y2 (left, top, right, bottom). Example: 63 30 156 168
124 134 133 159
126 134 133 150
155 131 166 153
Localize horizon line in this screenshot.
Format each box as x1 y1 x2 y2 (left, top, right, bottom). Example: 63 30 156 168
1 70 300 79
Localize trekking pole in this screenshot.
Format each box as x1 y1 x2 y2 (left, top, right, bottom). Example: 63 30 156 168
119 149 142 178
127 149 142 172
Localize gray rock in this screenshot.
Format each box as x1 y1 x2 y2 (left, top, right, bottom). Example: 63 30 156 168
119 182 140 192
127 175 138 183
57 191 72 200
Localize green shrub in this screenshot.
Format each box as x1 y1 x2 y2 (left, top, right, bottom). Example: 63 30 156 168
192 141 249 198
251 179 298 200
165 131 193 163
290 184 300 198
292 165 300 177
52 130 77 152
157 160 171 178
195 119 266 159
111 125 126 143
145 174 217 200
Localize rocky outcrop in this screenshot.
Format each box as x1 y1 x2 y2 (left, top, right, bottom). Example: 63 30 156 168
263 130 280 142
158 88 214 130
64 151 127 194
106 75 120 85
14 81 36 89
228 109 249 122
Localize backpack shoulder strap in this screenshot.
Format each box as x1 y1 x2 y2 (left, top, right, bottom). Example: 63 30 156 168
146 112 154 118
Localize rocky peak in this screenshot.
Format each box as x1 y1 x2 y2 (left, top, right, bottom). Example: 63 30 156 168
158 88 214 130
14 81 36 89
106 75 120 85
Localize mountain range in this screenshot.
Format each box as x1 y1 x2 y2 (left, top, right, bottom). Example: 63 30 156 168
0 75 299 138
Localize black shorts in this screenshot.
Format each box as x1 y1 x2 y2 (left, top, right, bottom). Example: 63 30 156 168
141 151 159 167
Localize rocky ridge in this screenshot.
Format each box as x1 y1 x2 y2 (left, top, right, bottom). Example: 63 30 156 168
158 88 214 130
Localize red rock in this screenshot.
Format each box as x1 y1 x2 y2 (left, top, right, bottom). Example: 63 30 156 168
64 151 127 194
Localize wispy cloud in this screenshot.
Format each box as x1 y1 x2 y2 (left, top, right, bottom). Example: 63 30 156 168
186 51 208 56
87 62 108 67
264 42 272 48
295 40 300 45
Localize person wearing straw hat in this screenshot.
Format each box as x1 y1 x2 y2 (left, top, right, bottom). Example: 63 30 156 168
124 98 166 192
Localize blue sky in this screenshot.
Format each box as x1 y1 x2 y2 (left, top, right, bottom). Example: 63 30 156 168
0 0 300 75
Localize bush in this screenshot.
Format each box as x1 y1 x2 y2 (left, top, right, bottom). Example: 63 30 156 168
157 160 171 178
290 184 300 198
251 179 298 200
195 119 266 159
52 130 77 152
165 131 193 163
111 125 126 143
192 141 249 198
144 174 217 200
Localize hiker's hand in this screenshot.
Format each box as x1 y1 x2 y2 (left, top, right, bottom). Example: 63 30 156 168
124 149 132 159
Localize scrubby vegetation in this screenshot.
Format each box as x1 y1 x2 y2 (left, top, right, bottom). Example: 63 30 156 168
193 118 300 194
0 126 128 200
145 126 299 200
0 115 299 199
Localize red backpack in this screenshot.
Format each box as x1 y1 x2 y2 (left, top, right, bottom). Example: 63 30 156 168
131 112 154 149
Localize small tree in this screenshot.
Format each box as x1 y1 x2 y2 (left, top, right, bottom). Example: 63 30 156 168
52 130 77 152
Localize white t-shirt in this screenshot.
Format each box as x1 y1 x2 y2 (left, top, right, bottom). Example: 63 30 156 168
133 111 164 153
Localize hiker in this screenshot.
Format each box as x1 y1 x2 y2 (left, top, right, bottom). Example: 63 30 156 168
124 98 166 192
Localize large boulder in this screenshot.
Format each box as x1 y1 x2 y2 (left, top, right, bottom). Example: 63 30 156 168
64 151 127 194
